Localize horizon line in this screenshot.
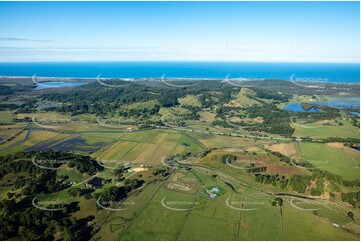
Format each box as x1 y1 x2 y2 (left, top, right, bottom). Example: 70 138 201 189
0 60 359 64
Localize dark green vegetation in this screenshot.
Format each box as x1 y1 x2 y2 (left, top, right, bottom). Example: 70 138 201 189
0 77 359 241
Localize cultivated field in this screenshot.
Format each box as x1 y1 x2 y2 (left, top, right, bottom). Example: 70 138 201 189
93 129 204 165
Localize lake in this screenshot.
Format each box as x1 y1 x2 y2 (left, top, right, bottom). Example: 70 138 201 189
35 81 87 90
312 97 360 109
283 103 320 113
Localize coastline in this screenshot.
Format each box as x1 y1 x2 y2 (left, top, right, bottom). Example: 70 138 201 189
0 75 359 85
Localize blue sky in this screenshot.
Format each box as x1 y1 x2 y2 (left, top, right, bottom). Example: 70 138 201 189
0 1 359 62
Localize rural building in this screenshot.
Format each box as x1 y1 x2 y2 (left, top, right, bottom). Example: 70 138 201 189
207 187 220 199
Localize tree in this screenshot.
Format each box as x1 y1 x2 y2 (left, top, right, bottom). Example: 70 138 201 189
63 228 74 241
347 211 354 221
275 197 283 207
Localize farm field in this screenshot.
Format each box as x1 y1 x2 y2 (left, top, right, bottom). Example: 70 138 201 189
292 120 359 139
0 111 13 123
282 202 358 240
265 142 298 157
93 129 205 165
299 142 360 181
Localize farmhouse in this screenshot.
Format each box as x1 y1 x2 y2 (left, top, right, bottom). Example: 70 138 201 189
207 187 220 199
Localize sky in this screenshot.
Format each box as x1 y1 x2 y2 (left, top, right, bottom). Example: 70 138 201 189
0 1 359 62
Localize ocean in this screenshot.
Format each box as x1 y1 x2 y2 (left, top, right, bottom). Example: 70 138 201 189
0 61 359 83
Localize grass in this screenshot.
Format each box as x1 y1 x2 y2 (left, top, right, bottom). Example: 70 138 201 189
292 118 359 139
57 168 87 183
226 88 259 107
237 189 283 240
282 202 358 240
178 95 202 107
0 111 13 123
265 142 298 157
299 142 360 181
120 181 197 240
0 124 26 141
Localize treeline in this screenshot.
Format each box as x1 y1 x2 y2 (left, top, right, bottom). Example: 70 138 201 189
252 165 359 205
0 200 92 240
255 173 289 189
96 178 144 208
119 104 160 118
0 150 102 178
252 88 291 102
341 191 360 208
40 81 238 116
